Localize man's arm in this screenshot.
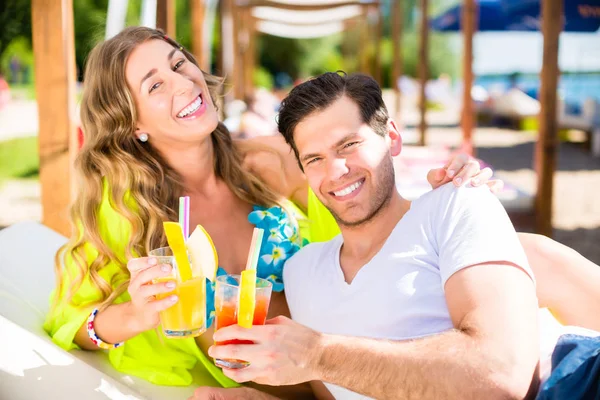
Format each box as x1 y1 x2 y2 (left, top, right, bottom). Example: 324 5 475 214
210 262 539 400
315 262 539 400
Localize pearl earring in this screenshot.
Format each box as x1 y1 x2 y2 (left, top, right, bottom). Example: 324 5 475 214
139 133 149 142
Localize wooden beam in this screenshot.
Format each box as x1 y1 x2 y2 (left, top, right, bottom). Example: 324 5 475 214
31 0 78 236
391 0 403 121
535 0 563 237
190 0 209 70
418 0 429 146
461 0 476 155
157 0 176 38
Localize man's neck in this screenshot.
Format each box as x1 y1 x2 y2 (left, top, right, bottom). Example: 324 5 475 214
338 191 411 272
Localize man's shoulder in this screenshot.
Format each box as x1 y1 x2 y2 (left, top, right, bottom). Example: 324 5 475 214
414 182 494 212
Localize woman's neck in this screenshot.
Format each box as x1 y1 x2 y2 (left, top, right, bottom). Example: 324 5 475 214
159 137 219 195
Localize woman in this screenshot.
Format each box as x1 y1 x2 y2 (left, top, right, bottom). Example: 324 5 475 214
44 26 599 396
45 25 304 393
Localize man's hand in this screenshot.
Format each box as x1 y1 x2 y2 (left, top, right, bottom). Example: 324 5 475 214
188 386 277 400
426 153 504 193
209 316 321 386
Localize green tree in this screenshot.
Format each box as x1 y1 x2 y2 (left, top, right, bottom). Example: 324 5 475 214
0 0 32 72
73 0 108 79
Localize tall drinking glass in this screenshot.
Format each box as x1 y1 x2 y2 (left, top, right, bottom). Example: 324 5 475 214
149 246 206 338
214 274 272 369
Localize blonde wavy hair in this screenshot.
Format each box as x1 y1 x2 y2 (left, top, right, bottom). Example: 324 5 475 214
54 26 283 310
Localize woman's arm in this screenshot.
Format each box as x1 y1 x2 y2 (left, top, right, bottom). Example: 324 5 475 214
519 233 600 331
72 257 182 350
73 302 141 350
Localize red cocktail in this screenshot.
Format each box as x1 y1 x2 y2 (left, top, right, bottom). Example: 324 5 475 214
214 275 272 368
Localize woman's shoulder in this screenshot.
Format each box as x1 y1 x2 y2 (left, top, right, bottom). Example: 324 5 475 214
95 178 135 255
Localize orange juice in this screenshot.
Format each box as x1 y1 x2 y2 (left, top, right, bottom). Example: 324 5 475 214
156 275 206 338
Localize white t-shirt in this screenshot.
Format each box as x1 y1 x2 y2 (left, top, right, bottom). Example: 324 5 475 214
283 183 546 400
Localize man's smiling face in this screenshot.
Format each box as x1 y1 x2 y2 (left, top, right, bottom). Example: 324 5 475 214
294 95 401 227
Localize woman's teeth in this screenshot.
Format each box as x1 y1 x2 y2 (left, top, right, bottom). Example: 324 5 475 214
177 95 203 118
333 180 363 197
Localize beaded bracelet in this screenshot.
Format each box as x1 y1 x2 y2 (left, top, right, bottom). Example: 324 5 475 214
86 308 124 350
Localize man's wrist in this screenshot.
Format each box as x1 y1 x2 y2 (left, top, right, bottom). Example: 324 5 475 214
308 331 329 382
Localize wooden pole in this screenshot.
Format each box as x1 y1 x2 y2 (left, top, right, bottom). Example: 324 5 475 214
418 0 429 146
157 0 176 38
243 11 256 100
391 0 403 121
374 4 383 85
216 1 223 76
220 0 235 104
461 0 476 155
31 0 78 236
190 0 208 70
232 2 244 100
535 0 563 237
359 6 370 74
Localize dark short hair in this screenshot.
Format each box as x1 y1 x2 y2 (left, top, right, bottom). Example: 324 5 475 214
277 71 389 168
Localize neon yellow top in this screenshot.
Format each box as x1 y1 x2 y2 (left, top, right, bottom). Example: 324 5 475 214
306 188 340 243
43 183 338 388
43 182 233 387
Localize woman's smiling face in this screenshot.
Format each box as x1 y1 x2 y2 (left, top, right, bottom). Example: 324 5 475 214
125 39 219 146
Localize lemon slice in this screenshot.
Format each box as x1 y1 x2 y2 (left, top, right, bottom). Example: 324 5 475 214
237 269 256 329
163 222 193 282
187 225 219 282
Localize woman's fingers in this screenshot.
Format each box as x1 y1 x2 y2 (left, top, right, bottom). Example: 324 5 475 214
444 153 470 179
127 257 156 279
451 159 481 186
128 264 172 297
426 167 450 189
148 293 179 313
486 179 505 193
136 279 177 301
470 167 493 187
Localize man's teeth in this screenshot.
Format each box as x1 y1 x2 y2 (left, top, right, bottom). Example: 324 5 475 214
333 181 363 197
177 95 202 118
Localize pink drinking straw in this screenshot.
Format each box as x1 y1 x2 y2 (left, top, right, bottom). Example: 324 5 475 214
179 196 190 240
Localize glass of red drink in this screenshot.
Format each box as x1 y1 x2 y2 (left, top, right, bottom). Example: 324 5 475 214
214 274 273 369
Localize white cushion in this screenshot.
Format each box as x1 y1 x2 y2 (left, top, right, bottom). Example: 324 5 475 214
0 222 200 399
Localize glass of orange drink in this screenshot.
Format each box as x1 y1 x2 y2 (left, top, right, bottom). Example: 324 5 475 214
214 274 272 369
149 246 206 338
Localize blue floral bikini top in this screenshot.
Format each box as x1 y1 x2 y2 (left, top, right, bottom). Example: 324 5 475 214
205 205 304 327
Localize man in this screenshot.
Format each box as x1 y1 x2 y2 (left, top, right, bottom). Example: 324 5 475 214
197 72 600 400
200 72 540 400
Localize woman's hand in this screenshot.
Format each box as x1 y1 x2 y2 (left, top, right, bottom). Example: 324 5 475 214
427 153 504 193
126 257 179 332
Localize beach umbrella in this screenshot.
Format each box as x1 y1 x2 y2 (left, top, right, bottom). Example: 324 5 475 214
501 0 600 33
430 0 511 32
430 0 600 32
